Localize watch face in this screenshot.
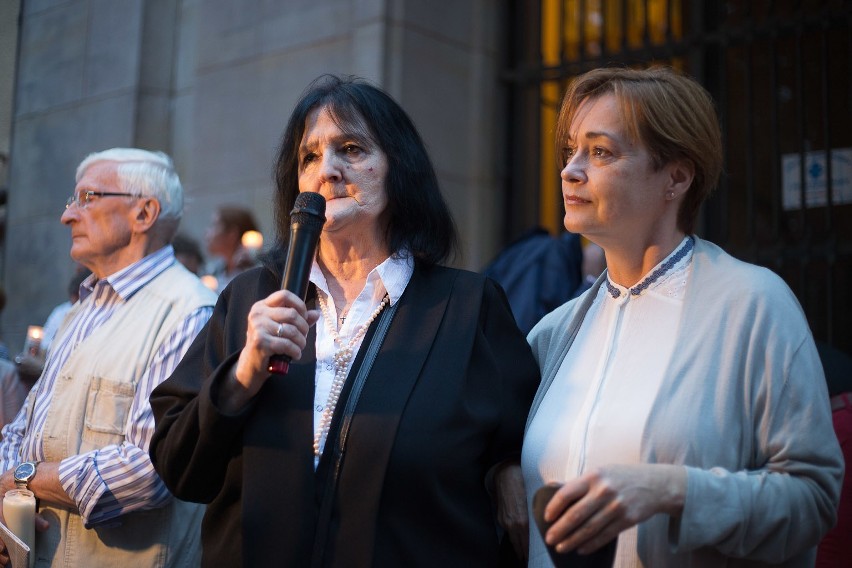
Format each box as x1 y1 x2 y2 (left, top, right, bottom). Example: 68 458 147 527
14 462 35 481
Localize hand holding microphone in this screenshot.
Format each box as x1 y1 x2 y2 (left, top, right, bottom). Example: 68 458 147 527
268 192 326 374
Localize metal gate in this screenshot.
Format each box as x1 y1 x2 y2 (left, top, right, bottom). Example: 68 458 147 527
503 0 852 352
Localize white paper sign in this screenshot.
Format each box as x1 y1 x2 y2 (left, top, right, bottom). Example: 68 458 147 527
782 148 852 210
0 521 30 568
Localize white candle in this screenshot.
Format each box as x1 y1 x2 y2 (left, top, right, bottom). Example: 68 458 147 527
3 489 35 568
25 326 43 356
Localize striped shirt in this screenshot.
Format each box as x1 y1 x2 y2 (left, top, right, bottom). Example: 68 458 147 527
0 246 213 527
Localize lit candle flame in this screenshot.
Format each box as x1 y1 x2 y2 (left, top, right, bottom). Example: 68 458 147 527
201 275 219 292
241 230 263 251
25 325 44 356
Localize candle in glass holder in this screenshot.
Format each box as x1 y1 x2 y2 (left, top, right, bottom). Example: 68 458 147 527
241 230 264 253
24 326 43 356
4 489 36 568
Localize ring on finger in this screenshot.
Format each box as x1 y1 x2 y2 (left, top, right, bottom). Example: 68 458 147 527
276 323 284 337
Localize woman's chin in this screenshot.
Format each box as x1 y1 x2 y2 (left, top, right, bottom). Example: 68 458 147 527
562 217 591 235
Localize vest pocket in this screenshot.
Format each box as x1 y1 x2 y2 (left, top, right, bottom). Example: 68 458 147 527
83 376 135 443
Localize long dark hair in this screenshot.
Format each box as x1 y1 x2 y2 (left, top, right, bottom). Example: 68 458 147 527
268 75 458 273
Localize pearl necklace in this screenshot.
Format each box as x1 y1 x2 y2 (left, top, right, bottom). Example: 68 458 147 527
314 292 390 458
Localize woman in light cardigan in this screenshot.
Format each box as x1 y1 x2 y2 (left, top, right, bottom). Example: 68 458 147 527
521 66 843 567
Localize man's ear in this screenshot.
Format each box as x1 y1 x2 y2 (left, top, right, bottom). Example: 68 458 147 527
132 197 161 233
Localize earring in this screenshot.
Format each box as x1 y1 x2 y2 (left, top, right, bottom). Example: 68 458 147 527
666 191 675 200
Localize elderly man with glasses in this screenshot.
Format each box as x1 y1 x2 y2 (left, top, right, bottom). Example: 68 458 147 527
0 148 216 567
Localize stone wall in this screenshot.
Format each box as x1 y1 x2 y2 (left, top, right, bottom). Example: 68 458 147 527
1 0 506 352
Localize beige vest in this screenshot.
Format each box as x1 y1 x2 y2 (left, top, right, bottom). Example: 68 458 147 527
25 263 215 568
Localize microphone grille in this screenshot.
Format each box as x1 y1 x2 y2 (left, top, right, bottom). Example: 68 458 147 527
291 192 326 227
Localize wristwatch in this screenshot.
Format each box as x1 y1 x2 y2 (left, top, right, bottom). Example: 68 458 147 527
13 461 38 490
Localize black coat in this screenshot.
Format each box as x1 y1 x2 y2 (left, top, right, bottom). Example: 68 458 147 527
149 263 540 567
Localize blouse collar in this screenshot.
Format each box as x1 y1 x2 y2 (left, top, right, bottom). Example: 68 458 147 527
604 236 694 299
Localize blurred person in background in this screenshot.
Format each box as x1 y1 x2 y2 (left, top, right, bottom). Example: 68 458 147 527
483 229 584 336
14 267 91 385
0 287 28 436
203 205 261 292
172 233 205 275
0 288 9 361
0 358 26 439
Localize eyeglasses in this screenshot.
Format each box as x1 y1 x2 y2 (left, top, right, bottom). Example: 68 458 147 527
65 191 138 209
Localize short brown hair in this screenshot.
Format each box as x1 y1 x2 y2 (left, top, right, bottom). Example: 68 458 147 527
555 66 723 234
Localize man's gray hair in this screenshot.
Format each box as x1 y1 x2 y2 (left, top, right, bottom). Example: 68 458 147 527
76 148 183 222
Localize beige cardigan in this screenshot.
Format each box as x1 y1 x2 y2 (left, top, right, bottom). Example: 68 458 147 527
24 263 214 568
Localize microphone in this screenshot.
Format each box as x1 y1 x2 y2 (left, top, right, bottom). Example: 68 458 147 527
267 192 326 374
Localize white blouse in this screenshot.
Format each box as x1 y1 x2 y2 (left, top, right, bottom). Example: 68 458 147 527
309 253 413 468
522 237 694 568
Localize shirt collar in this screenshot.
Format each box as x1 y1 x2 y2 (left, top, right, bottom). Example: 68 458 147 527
79 245 177 302
371 252 414 306
309 251 414 306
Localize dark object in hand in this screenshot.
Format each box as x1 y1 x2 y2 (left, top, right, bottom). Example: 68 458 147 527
532 484 617 568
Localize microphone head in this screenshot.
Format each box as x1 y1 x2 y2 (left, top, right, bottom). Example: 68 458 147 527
291 192 326 228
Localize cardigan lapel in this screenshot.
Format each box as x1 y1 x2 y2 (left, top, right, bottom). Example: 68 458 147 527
525 272 605 431
328 267 457 566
